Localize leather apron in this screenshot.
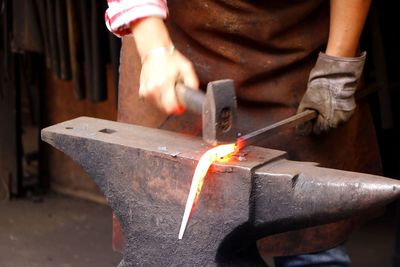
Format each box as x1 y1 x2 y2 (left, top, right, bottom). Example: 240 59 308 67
115 0 382 257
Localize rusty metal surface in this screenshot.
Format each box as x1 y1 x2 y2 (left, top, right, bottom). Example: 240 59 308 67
42 117 277 266
253 159 398 235
41 117 400 266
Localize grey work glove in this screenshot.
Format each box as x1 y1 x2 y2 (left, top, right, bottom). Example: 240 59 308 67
297 51 366 134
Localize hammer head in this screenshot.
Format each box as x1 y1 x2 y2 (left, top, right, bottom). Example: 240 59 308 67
203 79 238 145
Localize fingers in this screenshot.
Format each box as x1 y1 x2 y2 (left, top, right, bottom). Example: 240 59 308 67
295 121 313 136
313 114 328 135
160 79 183 114
140 76 181 114
139 49 199 115
179 58 199 90
312 109 355 135
295 102 315 136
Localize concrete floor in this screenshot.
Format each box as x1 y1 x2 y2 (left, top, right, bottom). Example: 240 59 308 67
0 193 397 267
0 193 122 267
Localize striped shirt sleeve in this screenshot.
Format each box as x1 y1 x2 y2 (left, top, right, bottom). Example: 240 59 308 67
105 0 168 37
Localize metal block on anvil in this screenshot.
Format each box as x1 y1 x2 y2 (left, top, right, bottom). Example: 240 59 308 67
41 117 400 267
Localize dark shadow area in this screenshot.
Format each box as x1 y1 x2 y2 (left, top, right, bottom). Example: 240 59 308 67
216 222 267 267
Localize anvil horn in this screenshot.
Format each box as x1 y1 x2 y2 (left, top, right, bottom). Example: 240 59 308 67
41 117 400 266
253 159 400 236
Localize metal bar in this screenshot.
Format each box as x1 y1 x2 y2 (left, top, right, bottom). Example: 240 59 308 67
236 86 375 148
46 0 61 79
90 0 107 102
78 0 92 99
237 110 317 147
55 0 72 80
67 0 85 99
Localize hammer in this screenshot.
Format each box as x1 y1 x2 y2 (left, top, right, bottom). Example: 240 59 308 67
175 80 238 145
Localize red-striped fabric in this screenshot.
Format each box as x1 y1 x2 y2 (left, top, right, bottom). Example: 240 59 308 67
105 0 168 37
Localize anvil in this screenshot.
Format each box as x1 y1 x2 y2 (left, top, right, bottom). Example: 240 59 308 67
41 117 400 266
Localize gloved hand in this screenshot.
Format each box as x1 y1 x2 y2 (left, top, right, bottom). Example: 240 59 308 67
297 51 366 134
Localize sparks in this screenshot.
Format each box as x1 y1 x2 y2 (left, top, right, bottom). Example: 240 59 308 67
178 143 237 239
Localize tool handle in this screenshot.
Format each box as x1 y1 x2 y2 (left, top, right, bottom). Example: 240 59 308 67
175 83 205 114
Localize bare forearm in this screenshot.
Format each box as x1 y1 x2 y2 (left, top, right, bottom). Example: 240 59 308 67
129 17 198 114
131 17 174 61
326 0 372 57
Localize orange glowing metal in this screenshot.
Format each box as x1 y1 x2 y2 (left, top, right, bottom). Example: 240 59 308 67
178 143 236 239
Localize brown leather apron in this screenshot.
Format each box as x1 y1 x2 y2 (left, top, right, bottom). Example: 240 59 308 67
115 0 382 257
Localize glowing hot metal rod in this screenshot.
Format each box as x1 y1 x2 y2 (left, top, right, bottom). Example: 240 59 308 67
178 144 236 239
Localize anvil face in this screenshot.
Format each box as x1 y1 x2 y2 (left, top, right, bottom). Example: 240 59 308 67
41 117 400 266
